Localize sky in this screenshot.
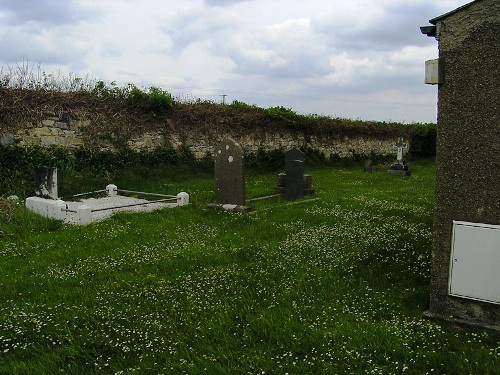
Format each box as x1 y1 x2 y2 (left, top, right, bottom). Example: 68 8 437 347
0 0 470 123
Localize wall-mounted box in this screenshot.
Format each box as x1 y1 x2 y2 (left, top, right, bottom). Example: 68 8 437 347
449 221 500 305
425 58 444 84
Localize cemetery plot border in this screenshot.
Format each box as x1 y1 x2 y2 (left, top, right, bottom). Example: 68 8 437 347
26 184 189 225
25 167 190 225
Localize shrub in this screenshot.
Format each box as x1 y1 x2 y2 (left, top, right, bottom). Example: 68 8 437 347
409 124 437 157
245 148 285 172
128 85 173 116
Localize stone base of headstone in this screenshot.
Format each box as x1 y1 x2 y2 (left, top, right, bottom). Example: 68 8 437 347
207 203 252 213
276 173 315 195
387 163 411 176
387 169 411 176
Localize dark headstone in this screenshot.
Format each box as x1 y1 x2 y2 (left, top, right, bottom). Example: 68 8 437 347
214 139 245 206
35 166 58 200
285 158 304 201
277 149 314 197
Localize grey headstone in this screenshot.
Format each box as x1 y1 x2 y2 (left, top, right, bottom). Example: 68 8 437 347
214 139 245 206
364 159 373 173
35 167 58 200
285 159 304 201
303 174 314 194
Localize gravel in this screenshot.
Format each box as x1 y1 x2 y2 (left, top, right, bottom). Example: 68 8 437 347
63 195 177 224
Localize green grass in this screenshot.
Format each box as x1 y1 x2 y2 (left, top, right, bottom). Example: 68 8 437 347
0 160 498 374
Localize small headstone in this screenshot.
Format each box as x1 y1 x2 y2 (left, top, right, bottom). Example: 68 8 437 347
387 138 410 176
214 139 246 206
35 166 58 200
303 175 314 195
277 173 286 191
364 159 373 173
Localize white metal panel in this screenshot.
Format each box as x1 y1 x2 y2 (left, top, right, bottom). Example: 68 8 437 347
425 59 444 84
449 221 500 305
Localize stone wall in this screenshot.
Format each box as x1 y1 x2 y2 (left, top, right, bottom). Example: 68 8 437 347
2 117 404 160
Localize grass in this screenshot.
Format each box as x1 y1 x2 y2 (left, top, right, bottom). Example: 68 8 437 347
0 160 498 374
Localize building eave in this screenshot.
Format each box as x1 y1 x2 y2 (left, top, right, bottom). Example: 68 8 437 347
429 0 479 25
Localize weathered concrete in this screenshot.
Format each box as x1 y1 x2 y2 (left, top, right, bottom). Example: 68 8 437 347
424 0 500 332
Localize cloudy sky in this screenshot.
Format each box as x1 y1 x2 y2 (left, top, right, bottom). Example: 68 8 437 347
0 0 469 123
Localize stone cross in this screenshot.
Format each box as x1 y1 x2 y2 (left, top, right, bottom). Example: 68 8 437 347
35 166 58 200
214 139 245 206
285 148 305 201
394 137 408 163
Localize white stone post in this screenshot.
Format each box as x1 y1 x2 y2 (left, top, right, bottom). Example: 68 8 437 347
76 205 92 225
55 199 66 220
106 184 117 196
177 192 189 206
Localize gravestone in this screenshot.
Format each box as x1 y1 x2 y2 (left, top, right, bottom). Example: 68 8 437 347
285 149 305 201
276 148 314 196
387 138 410 176
35 166 58 200
364 159 373 173
214 139 246 206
